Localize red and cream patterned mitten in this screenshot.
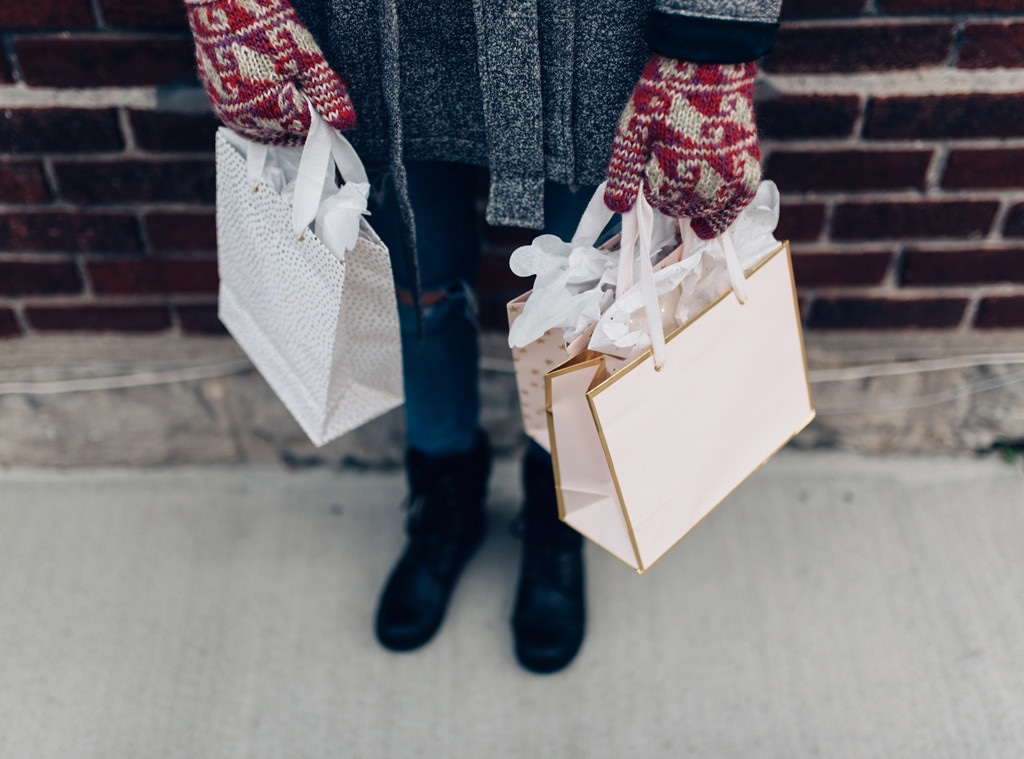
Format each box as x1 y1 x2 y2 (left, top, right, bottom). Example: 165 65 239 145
605 56 761 240
186 0 356 146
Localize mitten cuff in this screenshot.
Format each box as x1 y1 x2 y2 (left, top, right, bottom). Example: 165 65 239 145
184 0 221 5
645 12 778 63
665 57 758 86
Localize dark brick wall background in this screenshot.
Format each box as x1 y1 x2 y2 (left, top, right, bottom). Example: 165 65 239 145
759 0 1024 332
0 0 1023 338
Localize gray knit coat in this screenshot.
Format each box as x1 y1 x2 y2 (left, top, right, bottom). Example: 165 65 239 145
289 0 780 306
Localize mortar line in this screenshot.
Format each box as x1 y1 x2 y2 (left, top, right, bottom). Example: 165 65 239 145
762 70 1024 97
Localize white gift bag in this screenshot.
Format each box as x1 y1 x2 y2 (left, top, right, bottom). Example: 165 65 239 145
215 106 403 446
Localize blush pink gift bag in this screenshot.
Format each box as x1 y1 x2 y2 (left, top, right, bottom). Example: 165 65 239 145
545 192 815 573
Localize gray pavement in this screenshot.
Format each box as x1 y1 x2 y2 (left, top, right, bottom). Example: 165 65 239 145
1 451 1023 758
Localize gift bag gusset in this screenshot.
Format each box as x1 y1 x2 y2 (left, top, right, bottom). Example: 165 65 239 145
545 189 815 573
546 351 640 565
507 298 597 452
215 103 403 446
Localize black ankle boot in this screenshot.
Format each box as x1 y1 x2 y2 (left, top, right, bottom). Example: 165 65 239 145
375 434 490 652
512 450 585 674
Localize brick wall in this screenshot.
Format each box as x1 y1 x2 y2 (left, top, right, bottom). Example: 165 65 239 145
754 1 1024 332
0 0 221 338
1 1 1023 338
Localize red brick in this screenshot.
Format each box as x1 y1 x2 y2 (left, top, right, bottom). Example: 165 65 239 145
942 149 1024 190
832 201 999 241
0 212 142 253
960 24 1024 70
807 297 967 329
902 247 1024 286
0 261 82 296
1005 204 1024 238
145 212 217 252
53 159 215 205
975 297 1024 329
881 0 1022 12
0 1 94 28
757 95 861 141
865 95 1024 140
129 110 220 153
791 251 893 288
15 37 197 88
0 309 22 339
766 150 931 193
176 303 228 335
99 0 188 30
1 109 123 154
763 25 954 74
25 305 172 332
0 161 52 204
781 0 865 19
776 202 826 243
87 259 219 295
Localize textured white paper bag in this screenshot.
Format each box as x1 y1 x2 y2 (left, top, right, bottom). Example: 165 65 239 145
214 119 403 447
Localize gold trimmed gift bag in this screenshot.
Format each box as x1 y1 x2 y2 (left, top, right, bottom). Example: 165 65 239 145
545 193 814 573
215 105 403 446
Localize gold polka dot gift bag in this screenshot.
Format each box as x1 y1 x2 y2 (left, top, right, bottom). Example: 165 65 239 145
214 105 402 446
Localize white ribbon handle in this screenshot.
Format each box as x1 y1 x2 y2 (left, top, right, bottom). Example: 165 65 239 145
677 217 747 305
246 142 269 191
293 99 370 238
634 192 666 370
292 113 331 236
721 230 748 305
617 203 638 297
570 180 615 248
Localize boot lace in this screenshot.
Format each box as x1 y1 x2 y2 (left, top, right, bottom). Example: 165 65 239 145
402 483 475 574
528 544 579 592
510 515 580 592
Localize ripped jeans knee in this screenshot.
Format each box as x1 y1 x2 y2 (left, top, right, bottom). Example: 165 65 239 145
395 279 479 337
395 278 482 456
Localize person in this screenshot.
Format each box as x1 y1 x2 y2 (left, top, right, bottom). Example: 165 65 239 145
185 0 780 674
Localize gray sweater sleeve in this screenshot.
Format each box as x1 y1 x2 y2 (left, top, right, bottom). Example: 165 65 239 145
646 0 782 63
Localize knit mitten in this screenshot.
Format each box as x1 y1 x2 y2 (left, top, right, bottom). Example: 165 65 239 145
185 0 356 146
605 56 761 240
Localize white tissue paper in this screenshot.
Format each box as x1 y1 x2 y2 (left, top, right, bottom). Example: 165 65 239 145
507 180 782 359
315 180 371 256
222 130 369 260
589 181 781 360
507 234 618 347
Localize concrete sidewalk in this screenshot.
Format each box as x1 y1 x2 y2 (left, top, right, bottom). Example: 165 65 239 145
0 451 1022 758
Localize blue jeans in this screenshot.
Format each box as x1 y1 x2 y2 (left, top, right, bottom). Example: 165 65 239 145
368 161 603 458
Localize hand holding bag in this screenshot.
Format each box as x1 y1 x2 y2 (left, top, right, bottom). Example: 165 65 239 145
215 105 403 446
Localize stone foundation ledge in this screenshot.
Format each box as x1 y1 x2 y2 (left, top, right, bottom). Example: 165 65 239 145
1 331 1022 467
